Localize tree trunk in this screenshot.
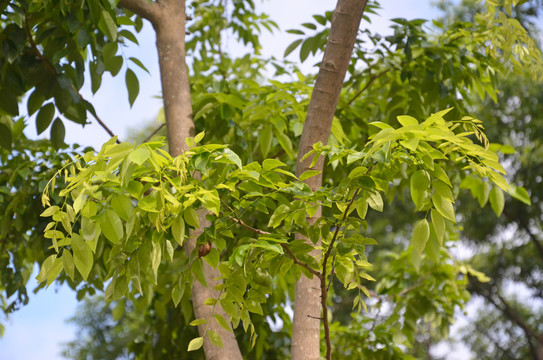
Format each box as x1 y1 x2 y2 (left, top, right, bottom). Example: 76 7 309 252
292 1 368 359
119 1 242 358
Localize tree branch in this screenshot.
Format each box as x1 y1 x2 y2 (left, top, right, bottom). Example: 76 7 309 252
518 220 543 261
471 277 541 343
338 68 390 113
118 0 160 24
143 123 166 143
225 214 321 278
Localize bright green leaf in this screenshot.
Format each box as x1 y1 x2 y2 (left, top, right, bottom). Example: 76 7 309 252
431 209 445 245
432 193 456 222
71 234 93 280
188 337 204 351
411 219 430 255
100 210 124 243
184 207 200 228
489 187 505 216
172 216 186 246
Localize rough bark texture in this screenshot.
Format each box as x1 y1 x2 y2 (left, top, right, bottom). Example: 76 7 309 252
184 211 243 360
292 1 368 359
118 1 242 359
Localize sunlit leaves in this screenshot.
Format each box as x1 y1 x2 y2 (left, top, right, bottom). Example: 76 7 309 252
411 219 430 255
508 184 531 205
410 170 430 210
100 209 124 244
432 193 456 222
71 234 93 280
431 209 445 244
172 216 186 246
188 337 204 351
489 187 505 216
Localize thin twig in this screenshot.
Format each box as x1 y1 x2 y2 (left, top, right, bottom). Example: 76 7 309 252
320 187 361 359
143 123 166 143
338 68 390 113
225 214 321 278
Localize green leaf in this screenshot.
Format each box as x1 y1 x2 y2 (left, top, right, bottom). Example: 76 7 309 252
214 314 233 333
111 195 133 221
0 122 12 150
172 216 186 246
432 179 453 202
190 318 207 326
192 258 207 286
100 210 124 243
98 10 117 41
432 193 455 222
36 254 62 287
129 57 149 73
263 158 286 170
223 148 242 169
367 191 383 212
62 250 75 282
50 118 65 149
128 147 150 165
259 125 273 157
81 216 100 243
188 337 204 351
125 68 139 107
27 90 45 115
508 185 531 205
71 234 93 280
36 103 55 135
204 248 220 268
151 240 161 283
171 284 184 307
299 37 313 62
410 170 430 210
299 170 321 181
431 209 445 245
411 219 429 255
105 56 123 76
41 205 60 218
268 204 289 228
209 330 223 348
284 39 302 57
184 207 200 228
313 14 327 25
194 131 205 144
489 187 505 216
397 115 418 127
476 181 490 207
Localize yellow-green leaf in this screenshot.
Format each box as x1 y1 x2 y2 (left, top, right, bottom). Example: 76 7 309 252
411 219 430 255
172 216 186 246
188 337 204 351
71 234 93 281
489 187 505 216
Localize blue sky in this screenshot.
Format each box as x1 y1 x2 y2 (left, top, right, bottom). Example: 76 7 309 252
0 1 445 359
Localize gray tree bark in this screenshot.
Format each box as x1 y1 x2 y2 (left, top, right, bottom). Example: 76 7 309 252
292 1 368 359
118 1 243 359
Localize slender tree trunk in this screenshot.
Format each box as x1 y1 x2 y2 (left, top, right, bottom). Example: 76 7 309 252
118 1 242 359
292 1 367 359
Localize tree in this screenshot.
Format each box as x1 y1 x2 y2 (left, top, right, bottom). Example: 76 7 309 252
0 0 542 359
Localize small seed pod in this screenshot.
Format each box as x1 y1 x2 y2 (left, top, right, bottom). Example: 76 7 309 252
198 241 212 258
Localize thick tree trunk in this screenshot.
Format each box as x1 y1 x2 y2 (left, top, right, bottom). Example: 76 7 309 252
292 1 367 359
118 1 242 359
